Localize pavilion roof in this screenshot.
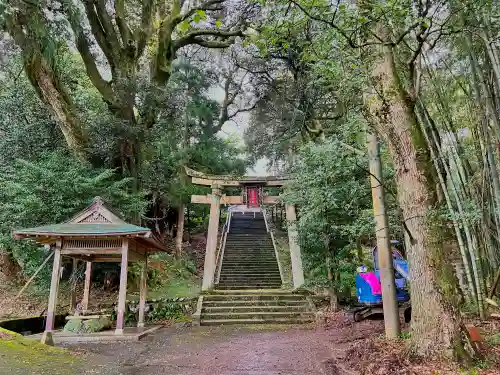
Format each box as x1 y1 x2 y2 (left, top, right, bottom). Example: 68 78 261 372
13 197 167 252
14 223 150 237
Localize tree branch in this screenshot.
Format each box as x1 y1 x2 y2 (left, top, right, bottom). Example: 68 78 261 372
114 0 133 48
135 0 154 57
83 0 117 67
61 1 114 101
94 0 120 49
173 29 243 52
181 0 227 22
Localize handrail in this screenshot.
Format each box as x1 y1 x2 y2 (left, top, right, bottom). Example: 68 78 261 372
263 208 269 232
265 208 284 284
270 231 285 284
214 210 231 284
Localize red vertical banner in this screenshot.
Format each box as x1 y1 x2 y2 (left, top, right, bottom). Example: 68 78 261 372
248 188 259 207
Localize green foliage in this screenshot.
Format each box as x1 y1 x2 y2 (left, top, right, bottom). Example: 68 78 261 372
0 151 146 281
148 302 185 322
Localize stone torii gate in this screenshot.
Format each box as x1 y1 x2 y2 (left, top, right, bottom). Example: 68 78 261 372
184 167 304 291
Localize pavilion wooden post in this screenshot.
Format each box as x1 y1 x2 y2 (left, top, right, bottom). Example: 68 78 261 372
285 204 305 289
138 253 148 328
116 239 129 334
41 240 62 345
69 258 78 311
82 261 92 313
202 185 222 291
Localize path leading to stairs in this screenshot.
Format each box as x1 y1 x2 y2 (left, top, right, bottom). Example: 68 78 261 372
63 324 364 375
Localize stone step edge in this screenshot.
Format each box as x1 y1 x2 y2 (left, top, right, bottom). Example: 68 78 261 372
200 318 314 325
202 305 310 311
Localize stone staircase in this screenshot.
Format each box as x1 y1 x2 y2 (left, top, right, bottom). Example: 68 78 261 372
200 290 315 325
198 211 315 326
218 212 281 290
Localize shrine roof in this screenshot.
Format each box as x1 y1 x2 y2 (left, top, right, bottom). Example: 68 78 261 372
185 167 289 186
14 223 149 237
13 197 167 252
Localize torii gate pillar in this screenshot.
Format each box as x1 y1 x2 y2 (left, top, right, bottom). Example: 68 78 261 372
202 184 222 291
286 204 304 288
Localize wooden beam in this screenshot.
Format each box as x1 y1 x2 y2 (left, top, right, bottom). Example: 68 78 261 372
90 257 121 262
61 248 122 255
191 195 243 205
191 177 240 187
191 195 281 205
190 176 287 187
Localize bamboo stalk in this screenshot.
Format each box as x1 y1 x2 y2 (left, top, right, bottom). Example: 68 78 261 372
416 104 477 306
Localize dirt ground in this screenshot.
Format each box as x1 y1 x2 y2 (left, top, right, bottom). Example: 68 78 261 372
2 313 499 375
62 324 353 375
61 313 500 375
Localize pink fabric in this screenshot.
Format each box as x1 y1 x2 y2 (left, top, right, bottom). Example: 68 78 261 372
360 272 382 295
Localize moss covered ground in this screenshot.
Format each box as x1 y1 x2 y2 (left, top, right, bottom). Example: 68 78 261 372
0 327 85 374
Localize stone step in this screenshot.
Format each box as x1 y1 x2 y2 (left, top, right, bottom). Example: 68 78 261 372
220 262 278 266
222 254 275 257
203 296 299 303
202 300 308 307
221 257 276 260
224 248 274 251
219 276 282 281
220 263 278 267
219 270 280 274
219 272 281 280
201 311 314 320
225 247 274 249
218 279 281 282
220 269 279 274
217 285 282 290
218 277 281 281
220 266 279 270
221 261 277 264
200 317 313 326
224 251 274 254
220 270 279 274
222 258 276 261
218 276 281 280
217 280 281 284
222 260 275 263
217 284 282 289
202 305 309 313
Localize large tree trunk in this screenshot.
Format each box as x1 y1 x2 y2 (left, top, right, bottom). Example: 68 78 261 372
365 43 468 360
5 10 89 160
28 56 89 160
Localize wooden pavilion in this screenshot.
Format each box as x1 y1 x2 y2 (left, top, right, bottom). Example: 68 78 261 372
14 197 167 345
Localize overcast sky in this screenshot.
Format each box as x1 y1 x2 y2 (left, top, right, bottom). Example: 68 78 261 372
209 84 269 176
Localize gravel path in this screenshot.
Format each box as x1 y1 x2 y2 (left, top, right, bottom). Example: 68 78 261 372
67 324 353 375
